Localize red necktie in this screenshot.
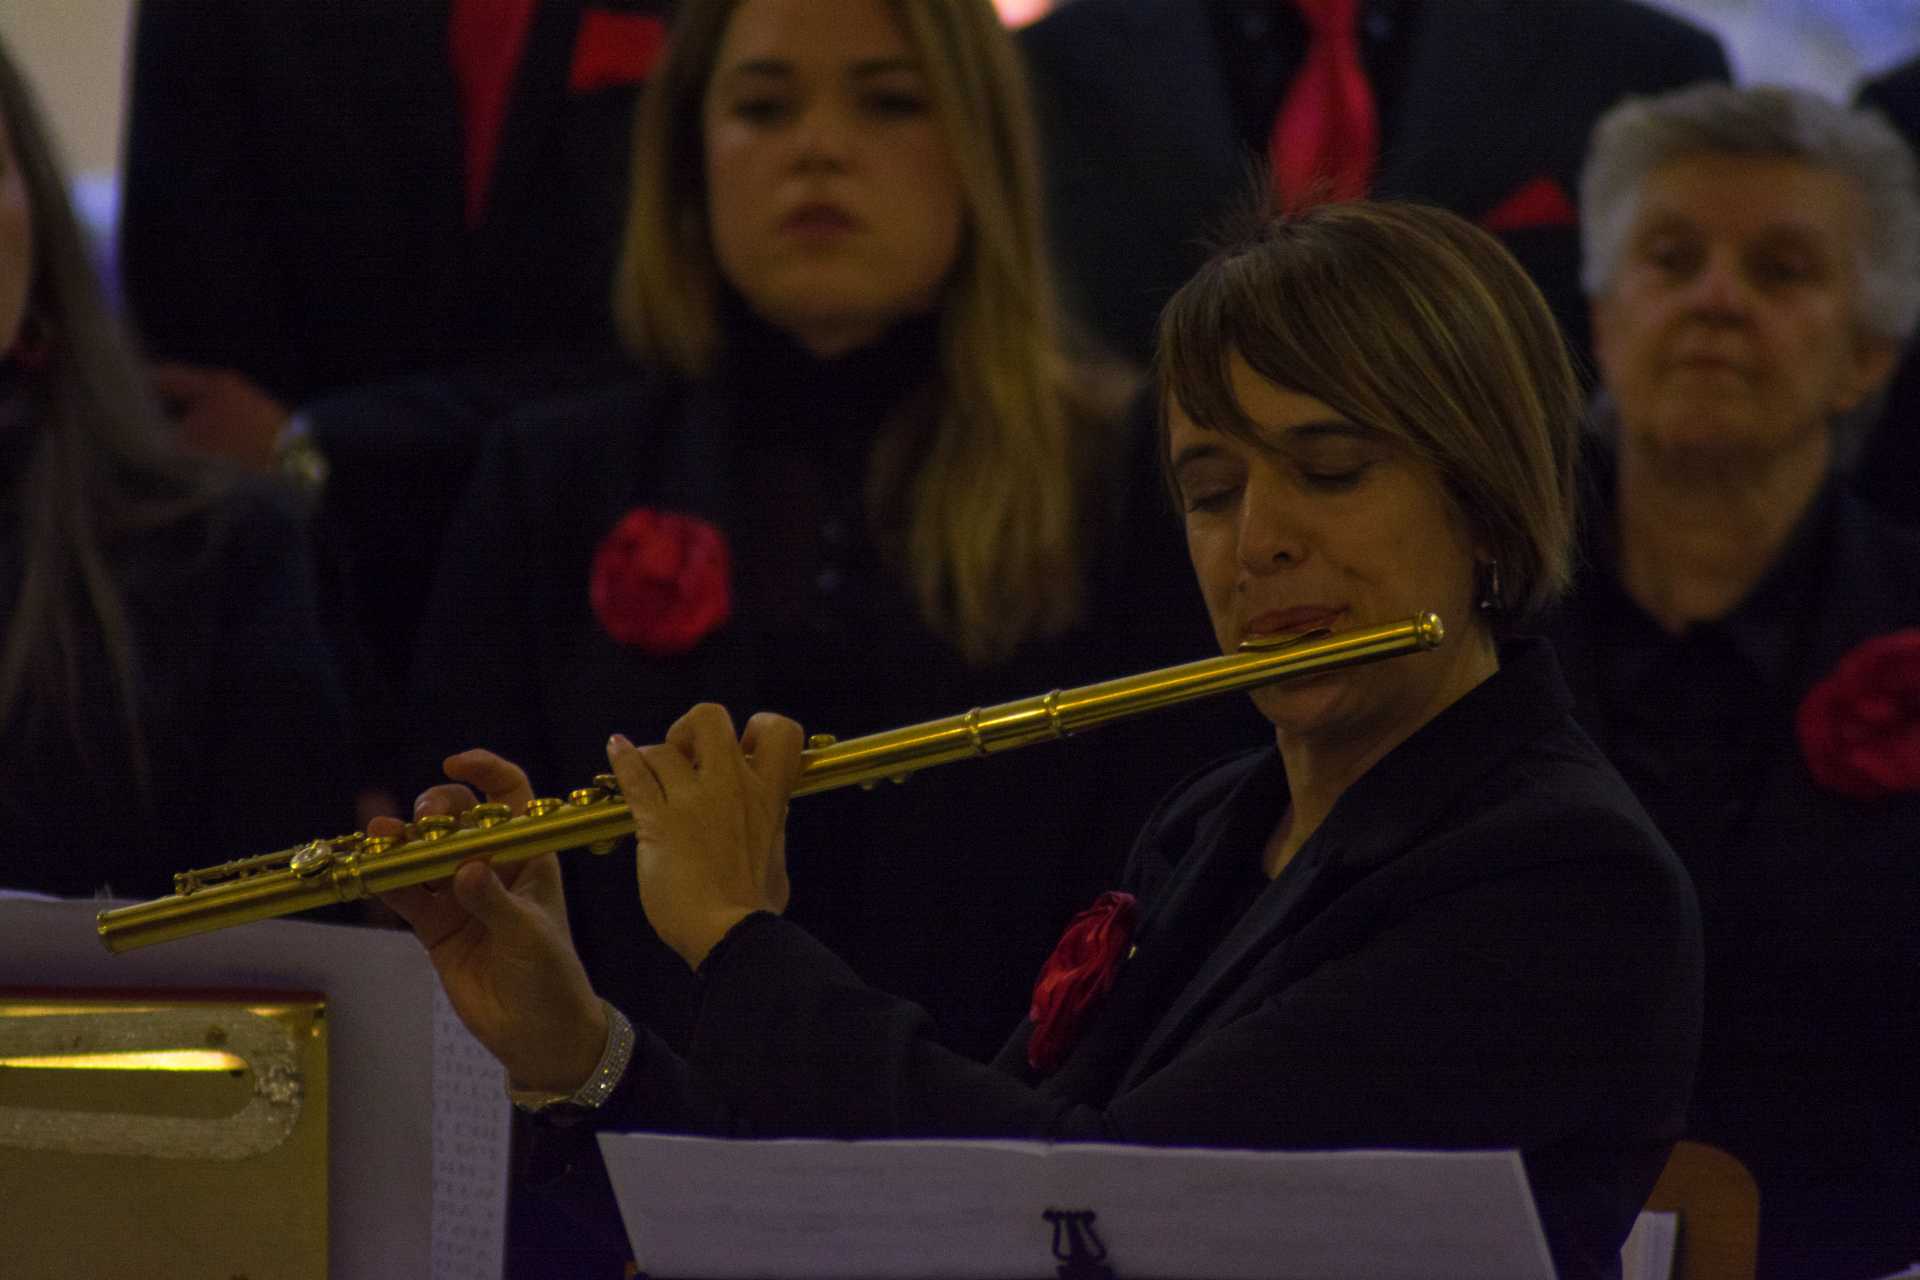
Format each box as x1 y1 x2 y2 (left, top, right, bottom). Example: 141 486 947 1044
1268 0 1380 211
450 0 541 228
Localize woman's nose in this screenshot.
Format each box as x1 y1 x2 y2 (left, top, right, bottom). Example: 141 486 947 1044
793 103 852 170
1680 249 1752 317
1235 471 1306 573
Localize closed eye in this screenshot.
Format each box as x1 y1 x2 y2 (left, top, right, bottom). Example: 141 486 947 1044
1300 466 1367 492
1182 483 1242 514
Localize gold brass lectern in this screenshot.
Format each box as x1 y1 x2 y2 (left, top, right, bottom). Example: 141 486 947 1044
0 989 328 1279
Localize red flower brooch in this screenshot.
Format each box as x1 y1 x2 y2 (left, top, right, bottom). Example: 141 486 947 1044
1026 891 1138 1073
1795 629 1920 800
589 509 733 656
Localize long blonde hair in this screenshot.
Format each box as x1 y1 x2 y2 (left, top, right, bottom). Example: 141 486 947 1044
616 0 1126 664
0 39 224 781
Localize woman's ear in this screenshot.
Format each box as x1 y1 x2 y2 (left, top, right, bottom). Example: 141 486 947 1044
1831 331 1901 416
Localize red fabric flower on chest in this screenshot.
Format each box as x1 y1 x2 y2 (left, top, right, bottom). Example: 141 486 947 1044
1026 891 1138 1074
1795 629 1920 799
590 509 732 655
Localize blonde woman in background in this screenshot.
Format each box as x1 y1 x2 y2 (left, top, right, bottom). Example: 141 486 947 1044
408 0 1213 1106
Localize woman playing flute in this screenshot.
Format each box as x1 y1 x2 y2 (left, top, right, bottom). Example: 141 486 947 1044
385 194 1701 1280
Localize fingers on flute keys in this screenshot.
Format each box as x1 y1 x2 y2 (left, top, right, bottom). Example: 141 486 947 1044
740 711 804 793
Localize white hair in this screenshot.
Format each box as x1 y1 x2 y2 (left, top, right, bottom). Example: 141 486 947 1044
1580 83 1920 341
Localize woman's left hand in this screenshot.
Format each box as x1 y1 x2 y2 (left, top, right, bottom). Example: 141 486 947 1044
606 704 803 969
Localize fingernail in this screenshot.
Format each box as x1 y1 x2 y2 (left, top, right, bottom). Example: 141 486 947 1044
607 733 633 756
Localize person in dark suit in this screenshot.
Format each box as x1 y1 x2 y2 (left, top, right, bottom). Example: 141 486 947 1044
1018 0 1730 368
383 201 1703 1280
117 0 671 802
0 38 349 897
120 0 667 412
1853 57 1920 527
1556 84 1920 1279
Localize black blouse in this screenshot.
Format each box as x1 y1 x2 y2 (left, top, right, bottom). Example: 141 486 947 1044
409 319 1232 1061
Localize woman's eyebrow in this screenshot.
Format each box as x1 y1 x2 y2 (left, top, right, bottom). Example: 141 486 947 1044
1170 418 1387 473
716 60 792 83
1275 419 1383 444
1169 440 1227 473
718 57 922 82
1234 419 1389 456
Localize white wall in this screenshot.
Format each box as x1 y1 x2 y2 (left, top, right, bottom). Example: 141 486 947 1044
0 0 134 177
1633 0 1920 99
0 0 134 242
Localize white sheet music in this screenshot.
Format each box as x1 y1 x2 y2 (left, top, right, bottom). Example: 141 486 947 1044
431 987 510 1279
1619 1210 1678 1280
598 1134 1559 1280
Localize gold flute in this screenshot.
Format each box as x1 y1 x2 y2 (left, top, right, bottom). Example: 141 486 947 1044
97 613 1443 953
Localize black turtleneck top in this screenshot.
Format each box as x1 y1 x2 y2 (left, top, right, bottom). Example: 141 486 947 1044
719 311 943 717
409 314 1232 1065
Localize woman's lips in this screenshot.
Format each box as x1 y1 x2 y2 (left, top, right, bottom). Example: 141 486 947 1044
1243 606 1344 638
780 204 859 237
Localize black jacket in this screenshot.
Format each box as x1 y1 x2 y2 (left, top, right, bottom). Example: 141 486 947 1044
562 639 1702 1280
1853 57 1920 530
118 0 663 405
1547 471 1920 1280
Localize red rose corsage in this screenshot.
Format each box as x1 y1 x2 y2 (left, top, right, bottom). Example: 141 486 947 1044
589 508 732 656
1026 891 1138 1073
1794 629 1920 800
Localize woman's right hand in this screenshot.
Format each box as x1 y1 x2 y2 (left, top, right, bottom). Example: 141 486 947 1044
376 750 609 1094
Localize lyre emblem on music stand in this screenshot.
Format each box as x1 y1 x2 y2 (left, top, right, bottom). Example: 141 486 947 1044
1044 1207 1116 1280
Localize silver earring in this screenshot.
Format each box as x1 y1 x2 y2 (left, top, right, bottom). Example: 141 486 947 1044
1477 560 1503 614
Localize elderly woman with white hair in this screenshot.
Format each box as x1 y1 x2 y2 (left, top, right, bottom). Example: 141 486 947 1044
1547 83 1920 1280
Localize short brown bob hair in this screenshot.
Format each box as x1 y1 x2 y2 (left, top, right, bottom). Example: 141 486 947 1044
1157 201 1581 623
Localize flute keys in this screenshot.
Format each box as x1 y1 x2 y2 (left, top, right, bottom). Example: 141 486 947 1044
569 786 608 807
412 814 457 842
525 797 563 818
466 803 512 829
584 777 623 855
808 734 837 750
288 841 335 879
